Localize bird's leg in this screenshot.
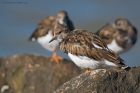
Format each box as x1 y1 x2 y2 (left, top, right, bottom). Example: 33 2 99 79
50 49 63 63
84 68 92 75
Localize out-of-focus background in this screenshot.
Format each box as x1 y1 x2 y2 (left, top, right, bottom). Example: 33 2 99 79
0 0 139 66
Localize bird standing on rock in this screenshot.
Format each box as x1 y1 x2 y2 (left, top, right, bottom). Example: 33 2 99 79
49 28 128 71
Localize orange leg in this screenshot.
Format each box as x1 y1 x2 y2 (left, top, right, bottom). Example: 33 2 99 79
84 68 92 75
50 51 63 63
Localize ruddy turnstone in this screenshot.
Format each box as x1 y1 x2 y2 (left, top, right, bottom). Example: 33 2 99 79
96 18 137 54
53 10 74 35
50 29 127 70
29 10 74 63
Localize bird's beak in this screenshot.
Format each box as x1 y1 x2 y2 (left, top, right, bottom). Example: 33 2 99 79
49 36 57 43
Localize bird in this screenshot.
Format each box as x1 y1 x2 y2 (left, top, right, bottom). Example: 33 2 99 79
49 28 127 70
96 18 137 54
53 10 74 37
29 10 75 63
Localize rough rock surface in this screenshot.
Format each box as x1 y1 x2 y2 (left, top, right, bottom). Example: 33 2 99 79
55 67 140 93
0 54 81 93
0 54 140 93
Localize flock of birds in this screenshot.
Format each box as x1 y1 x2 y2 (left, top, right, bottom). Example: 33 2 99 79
29 10 137 71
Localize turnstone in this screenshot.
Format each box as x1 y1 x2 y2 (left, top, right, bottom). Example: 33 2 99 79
53 10 74 35
96 18 137 54
49 29 127 70
29 10 74 63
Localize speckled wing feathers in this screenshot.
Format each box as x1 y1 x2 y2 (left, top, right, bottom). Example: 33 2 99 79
60 30 125 67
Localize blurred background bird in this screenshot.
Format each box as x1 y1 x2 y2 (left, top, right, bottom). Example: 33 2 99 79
29 10 75 63
96 18 137 54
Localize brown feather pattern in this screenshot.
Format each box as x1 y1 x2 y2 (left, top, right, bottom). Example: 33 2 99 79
96 18 137 51
60 30 126 67
29 16 55 40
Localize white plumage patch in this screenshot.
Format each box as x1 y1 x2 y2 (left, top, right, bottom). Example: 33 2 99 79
107 39 123 53
92 42 102 49
37 31 59 51
68 53 117 69
104 60 117 67
59 19 64 24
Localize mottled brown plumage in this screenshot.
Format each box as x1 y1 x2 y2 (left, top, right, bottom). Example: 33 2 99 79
114 18 137 49
58 29 126 67
96 24 116 44
96 18 137 54
29 16 55 40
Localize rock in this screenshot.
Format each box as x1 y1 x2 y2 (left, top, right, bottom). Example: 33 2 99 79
0 54 81 93
1 54 140 93
54 67 140 93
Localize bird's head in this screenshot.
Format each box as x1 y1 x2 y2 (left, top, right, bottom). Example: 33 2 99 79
56 10 68 24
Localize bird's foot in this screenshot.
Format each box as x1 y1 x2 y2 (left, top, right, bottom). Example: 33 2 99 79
50 54 63 63
84 68 92 75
